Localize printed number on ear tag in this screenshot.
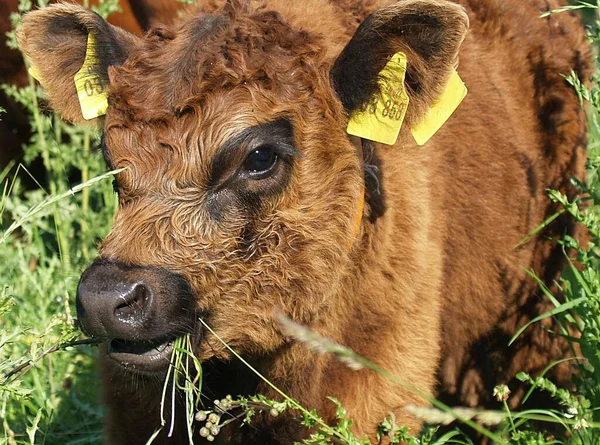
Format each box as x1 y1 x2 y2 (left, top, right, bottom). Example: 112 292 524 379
74 33 109 120
346 52 409 146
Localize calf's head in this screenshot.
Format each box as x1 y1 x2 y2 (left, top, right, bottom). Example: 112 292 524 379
18 0 468 375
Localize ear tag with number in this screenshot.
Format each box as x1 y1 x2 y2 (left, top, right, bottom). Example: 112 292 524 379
74 33 109 120
411 69 467 146
346 52 409 145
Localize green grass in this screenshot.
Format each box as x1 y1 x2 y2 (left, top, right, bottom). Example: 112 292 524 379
0 92 116 444
1 5 119 442
2 1 600 444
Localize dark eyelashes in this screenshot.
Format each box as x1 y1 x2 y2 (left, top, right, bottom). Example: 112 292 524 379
234 118 299 160
269 142 301 159
239 141 299 175
240 144 298 165
241 135 301 163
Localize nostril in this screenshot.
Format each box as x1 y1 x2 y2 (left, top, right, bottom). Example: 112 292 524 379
114 283 151 323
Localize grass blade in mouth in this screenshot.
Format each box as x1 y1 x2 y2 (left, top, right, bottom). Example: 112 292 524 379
152 334 202 444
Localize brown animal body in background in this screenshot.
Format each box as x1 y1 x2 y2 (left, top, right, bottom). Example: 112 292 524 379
17 0 590 443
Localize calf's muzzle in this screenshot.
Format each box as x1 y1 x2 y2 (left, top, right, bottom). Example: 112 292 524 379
76 259 195 342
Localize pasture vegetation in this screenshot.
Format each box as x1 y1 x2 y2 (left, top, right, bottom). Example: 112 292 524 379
1 1 600 444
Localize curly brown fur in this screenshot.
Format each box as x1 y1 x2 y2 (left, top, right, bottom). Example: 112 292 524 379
17 0 591 443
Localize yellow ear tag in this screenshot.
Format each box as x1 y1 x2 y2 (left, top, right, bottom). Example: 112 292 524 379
346 52 409 145
74 33 109 120
28 66 41 81
411 69 467 146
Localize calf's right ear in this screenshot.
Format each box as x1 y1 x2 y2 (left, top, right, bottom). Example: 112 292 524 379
17 3 138 123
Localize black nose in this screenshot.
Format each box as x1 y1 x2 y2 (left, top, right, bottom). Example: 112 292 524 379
76 259 195 340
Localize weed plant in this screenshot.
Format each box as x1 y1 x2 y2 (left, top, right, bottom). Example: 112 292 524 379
1 1 600 444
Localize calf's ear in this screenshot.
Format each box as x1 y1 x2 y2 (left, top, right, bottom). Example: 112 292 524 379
331 0 469 128
17 3 137 123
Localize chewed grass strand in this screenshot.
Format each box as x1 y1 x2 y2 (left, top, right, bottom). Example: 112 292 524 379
154 334 202 445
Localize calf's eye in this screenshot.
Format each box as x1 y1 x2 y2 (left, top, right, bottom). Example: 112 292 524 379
243 145 278 176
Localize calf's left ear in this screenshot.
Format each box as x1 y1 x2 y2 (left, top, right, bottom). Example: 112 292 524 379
17 3 138 123
331 0 469 128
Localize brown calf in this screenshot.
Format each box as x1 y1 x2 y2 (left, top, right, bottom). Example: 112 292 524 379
17 0 590 443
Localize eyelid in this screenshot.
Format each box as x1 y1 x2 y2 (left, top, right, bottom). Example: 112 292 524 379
245 138 300 159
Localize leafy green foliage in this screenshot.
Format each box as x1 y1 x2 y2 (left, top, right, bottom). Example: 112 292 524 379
1 2 120 444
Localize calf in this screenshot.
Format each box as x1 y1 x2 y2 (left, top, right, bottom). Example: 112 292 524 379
17 0 590 443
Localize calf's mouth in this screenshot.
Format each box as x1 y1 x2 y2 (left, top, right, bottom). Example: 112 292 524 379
76 259 197 374
108 338 175 371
